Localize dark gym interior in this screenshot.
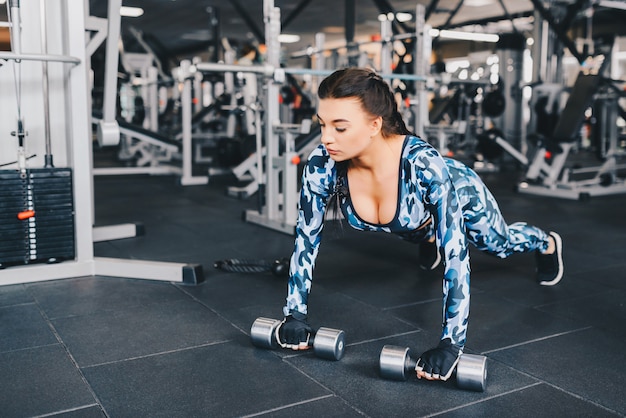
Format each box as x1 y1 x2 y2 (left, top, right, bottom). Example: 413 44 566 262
1 0 626 417
1 165 625 417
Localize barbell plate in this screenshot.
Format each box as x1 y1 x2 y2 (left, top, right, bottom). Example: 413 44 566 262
313 327 345 361
456 354 487 392
250 317 281 349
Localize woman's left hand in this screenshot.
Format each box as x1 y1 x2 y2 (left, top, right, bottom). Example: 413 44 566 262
416 339 462 381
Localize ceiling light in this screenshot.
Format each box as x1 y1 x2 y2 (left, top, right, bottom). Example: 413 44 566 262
464 0 496 6
278 34 301 44
120 6 144 18
430 29 499 43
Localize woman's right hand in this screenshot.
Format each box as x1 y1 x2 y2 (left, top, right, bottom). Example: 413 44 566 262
416 338 462 381
278 312 313 350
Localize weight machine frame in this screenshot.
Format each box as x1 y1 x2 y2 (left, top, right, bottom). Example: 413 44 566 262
0 0 202 286
518 71 626 200
196 2 432 236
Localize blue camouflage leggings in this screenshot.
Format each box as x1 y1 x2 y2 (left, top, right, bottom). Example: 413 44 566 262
426 159 550 257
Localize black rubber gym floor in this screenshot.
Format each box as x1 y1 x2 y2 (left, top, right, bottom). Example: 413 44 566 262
1 163 625 417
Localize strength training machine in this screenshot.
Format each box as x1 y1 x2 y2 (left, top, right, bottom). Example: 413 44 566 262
518 68 626 200
0 0 202 286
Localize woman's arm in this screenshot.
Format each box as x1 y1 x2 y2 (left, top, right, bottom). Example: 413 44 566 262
413 147 471 348
283 146 334 316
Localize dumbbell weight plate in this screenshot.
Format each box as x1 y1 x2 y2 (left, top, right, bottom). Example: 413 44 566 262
250 317 282 349
455 354 487 392
379 345 415 380
313 327 345 361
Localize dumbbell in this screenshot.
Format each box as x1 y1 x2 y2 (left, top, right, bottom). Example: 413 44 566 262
250 317 345 361
379 345 487 392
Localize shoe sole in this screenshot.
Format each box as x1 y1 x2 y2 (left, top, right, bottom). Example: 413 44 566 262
420 248 442 271
539 232 563 286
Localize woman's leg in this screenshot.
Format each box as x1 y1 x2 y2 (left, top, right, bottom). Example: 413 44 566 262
452 163 563 284
454 168 551 258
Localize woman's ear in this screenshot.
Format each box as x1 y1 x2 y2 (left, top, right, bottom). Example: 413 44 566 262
370 115 383 137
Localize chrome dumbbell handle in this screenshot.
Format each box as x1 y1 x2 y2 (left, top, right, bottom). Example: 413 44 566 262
250 317 345 361
379 345 487 392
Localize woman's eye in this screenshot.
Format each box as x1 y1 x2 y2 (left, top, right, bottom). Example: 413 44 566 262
335 127 346 133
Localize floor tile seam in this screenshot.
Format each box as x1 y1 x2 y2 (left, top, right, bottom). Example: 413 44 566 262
30 298 107 416
475 289 599 313
346 329 423 348
31 403 102 418
44 296 207 322
80 338 232 369
0 300 37 310
532 288 623 310
480 326 593 355
277 358 372 418
477 355 623 416
541 380 624 416
0 342 60 356
238 394 336 418
280 356 356 409
423 382 543 417
472 291 536 310
174 284 256 336
530 305 612 331
318 286 391 312
381 297 441 311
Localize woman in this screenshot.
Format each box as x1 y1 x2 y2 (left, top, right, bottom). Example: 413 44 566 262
279 68 564 382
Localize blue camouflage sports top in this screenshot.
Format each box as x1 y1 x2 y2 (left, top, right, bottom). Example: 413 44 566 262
283 135 471 347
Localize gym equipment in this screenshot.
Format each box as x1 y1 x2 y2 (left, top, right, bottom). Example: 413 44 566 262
213 257 289 277
482 89 506 118
0 0 203 286
242 122 314 235
492 33 525 162
0 168 75 269
519 70 626 200
379 345 487 392
476 128 529 166
196 3 432 235
250 317 345 361
1 2 74 270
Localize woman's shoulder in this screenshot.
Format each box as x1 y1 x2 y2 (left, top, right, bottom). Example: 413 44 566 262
302 144 338 196
306 144 334 169
308 143 329 158
304 144 338 179
403 135 440 160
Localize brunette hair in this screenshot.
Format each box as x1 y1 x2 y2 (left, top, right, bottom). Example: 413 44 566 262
317 67 413 137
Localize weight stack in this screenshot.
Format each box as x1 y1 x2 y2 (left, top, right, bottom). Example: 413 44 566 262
0 168 75 269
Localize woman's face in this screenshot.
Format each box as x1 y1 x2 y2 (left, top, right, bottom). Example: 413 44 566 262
317 98 381 162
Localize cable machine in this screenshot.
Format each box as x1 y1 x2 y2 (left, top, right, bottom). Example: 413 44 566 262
0 0 202 286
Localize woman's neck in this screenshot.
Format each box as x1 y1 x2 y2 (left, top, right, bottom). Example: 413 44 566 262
349 134 405 172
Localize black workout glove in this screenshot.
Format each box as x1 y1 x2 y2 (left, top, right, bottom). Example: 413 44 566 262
416 339 462 381
279 311 313 347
